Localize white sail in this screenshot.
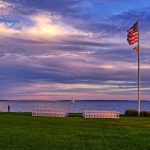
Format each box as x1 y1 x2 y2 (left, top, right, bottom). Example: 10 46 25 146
71 97 75 103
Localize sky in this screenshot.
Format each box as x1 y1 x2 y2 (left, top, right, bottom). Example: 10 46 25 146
0 0 150 101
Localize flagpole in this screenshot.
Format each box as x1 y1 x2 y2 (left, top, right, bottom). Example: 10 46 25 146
127 19 141 116
137 19 141 116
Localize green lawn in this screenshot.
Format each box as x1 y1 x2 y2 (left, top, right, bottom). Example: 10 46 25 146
0 113 150 150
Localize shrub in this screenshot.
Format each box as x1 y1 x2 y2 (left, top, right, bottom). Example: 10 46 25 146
125 109 138 116
125 110 150 117
68 113 83 117
140 111 150 117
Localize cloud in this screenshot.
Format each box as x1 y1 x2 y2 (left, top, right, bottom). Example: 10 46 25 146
25 13 93 39
0 0 150 100
0 1 14 17
0 22 19 36
0 11 94 40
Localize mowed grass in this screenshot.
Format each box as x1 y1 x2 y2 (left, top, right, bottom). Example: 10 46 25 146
0 113 150 150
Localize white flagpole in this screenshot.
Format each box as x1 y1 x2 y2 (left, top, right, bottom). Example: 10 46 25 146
137 19 141 116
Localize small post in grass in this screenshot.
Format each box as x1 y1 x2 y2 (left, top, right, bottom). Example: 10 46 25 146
8 105 10 112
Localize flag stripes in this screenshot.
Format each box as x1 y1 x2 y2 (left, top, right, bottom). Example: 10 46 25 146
127 21 139 45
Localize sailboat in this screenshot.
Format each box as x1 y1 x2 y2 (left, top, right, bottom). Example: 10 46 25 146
71 97 75 103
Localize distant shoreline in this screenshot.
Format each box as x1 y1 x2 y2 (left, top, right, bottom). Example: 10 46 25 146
0 99 150 102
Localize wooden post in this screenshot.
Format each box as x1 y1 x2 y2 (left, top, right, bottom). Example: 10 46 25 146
8 105 10 112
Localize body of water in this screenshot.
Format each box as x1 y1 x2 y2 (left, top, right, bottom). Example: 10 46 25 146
0 100 150 114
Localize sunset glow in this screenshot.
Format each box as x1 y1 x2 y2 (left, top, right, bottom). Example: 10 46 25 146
0 0 150 100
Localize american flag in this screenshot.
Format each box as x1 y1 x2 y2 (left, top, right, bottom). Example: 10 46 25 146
127 21 139 45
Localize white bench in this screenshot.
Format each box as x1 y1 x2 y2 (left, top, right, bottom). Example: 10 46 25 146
83 110 119 119
0 103 9 112
32 106 67 117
